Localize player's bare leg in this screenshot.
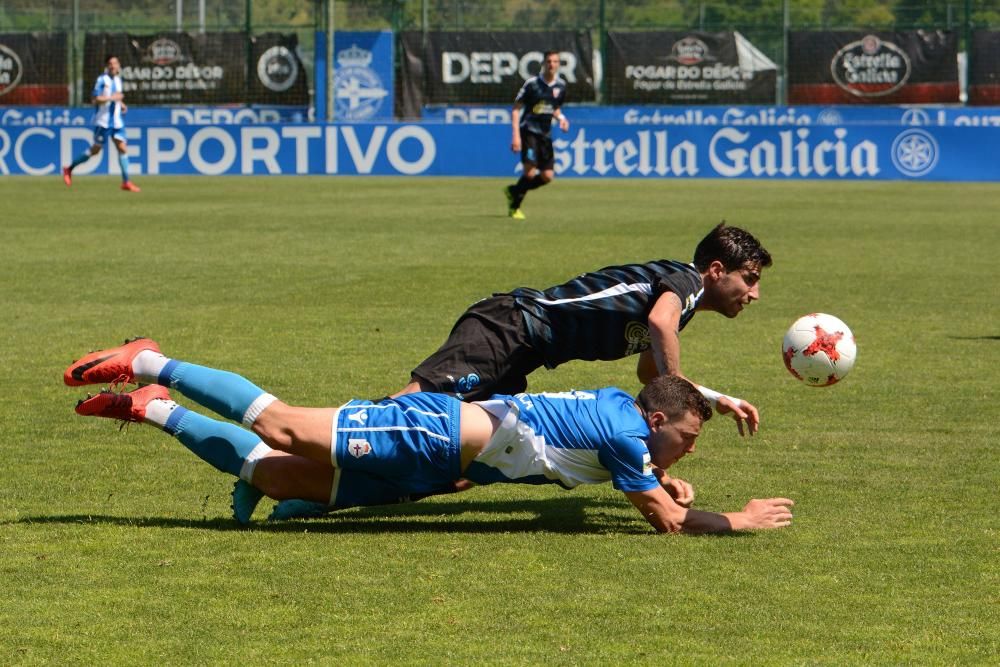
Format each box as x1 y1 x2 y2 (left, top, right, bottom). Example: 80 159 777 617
250 403 338 465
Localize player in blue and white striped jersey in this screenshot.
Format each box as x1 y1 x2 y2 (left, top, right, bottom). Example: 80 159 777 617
66 339 794 532
397 223 773 437
62 55 141 192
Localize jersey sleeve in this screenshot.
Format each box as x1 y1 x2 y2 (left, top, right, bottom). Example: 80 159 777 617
598 434 660 493
651 266 701 304
514 79 533 105
92 75 108 99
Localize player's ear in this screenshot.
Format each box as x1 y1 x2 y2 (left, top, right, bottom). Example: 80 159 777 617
648 410 668 431
707 260 727 281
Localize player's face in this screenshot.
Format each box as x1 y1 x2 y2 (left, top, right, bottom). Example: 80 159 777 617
709 262 761 318
649 410 702 469
543 53 561 76
106 58 121 76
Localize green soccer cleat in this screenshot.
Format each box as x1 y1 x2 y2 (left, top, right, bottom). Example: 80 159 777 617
268 498 333 521
509 208 526 220
231 479 266 525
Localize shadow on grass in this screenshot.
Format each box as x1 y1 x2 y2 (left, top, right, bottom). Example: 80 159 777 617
6 494 750 537
948 335 1000 341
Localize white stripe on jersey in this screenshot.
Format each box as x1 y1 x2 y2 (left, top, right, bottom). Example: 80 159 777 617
531 281 653 306
349 403 449 418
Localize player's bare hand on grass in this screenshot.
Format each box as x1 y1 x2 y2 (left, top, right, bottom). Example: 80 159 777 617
664 477 695 507
716 395 759 436
653 468 694 507
741 498 794 529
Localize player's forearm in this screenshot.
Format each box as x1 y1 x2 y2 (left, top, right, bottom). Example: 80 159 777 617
677 508 735 534
650 326 681 376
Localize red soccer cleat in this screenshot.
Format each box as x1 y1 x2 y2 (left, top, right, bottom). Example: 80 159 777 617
64 337 161 387
62 167 72 187
120 181 141 192
76 384 171 423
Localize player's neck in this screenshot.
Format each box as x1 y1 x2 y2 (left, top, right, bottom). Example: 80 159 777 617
542 71 557 84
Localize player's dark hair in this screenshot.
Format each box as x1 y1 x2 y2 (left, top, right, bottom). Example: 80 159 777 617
636 376 712 423
693 222 772 272
104 54 118 65
543 50 560 59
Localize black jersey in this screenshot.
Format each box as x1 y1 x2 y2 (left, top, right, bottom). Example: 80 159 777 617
504 260 704 369
515 75 567 136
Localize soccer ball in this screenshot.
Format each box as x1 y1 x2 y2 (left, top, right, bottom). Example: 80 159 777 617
782 313 857 386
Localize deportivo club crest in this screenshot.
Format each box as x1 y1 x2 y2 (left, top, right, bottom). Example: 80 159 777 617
348 438 372 458
334 44 388 121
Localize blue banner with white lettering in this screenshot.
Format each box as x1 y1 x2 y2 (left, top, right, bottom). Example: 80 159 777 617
423 104 1000 128
0 105 308 127
2 122 997 181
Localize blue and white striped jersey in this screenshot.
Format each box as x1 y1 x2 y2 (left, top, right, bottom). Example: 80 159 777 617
504 260 704 368
467 388 659 493
92 72 124 129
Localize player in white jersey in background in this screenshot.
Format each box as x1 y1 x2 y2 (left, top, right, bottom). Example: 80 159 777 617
62 54 141 192
64 338 794 533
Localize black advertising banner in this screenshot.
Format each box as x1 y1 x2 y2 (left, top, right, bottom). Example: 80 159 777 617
84 32 306 105
788 31 958 104
399 30 595 108
248 33 308 105
84 32 246 104
0 33 68 105
969 30 1000 106
605 31 777 104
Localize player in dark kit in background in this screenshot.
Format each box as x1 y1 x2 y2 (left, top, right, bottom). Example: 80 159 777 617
504 50 570 220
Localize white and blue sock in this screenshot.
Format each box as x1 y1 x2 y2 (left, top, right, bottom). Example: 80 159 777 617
133 351 276 427
144 399 272 480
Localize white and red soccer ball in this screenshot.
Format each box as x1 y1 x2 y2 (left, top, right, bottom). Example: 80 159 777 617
782 313 857 386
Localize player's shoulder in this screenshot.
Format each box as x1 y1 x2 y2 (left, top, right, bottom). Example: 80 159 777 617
520 75 541 89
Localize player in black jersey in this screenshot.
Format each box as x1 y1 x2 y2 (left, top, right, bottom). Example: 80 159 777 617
503 50 570 220
395 223 773 437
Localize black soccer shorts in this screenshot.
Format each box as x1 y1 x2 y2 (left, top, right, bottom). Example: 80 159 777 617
410 295 544 401
519 129 555 171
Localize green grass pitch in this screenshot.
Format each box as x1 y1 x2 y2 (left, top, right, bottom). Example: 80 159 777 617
2 175 997 664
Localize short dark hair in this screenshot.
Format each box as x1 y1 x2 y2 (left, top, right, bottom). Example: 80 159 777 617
104 54 118 65
543 50 560 59
693 222 772 272
636 375 712 423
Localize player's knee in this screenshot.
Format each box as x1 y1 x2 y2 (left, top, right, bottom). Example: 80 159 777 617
540 171 554 183
252 404 296 451
90 145 102 155
524 166 538 179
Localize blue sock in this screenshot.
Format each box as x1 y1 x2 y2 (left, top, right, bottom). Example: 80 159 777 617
159 360 270 424
69 151 92 169
118 151 130 182
164 406 263 477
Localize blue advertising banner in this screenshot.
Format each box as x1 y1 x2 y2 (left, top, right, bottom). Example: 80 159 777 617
0 105 308 127
314 31 394 122
2 122 997 181
424 104 1000 128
